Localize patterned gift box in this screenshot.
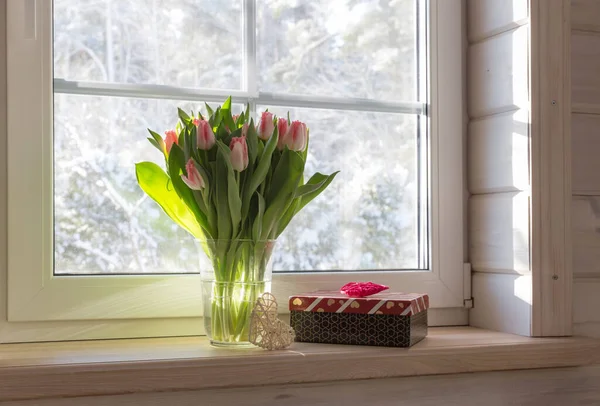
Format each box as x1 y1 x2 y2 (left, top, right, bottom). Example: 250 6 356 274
289 291 429 347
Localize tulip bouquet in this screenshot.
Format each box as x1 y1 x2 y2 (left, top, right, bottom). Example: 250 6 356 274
135 97 338 345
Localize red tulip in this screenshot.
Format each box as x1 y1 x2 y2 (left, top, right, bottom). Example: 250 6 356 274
229 136 249 172
196 119 216 150
181 159 205 190
164 130 178 155
280 120 308 151
276 119 289 150
257 111 275 141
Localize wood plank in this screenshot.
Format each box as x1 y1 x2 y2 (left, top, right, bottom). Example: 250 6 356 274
574 322 600 338
0 327 598 401
572 0 600 32
573 279 600 326
572 114 600 194
5 366 600 406
470 272 532 336
529 0 572 337
572 32 600 107
468 26 529 118
572 196 600 277
468 109 530 194
469 192 530 274
467 0 529 43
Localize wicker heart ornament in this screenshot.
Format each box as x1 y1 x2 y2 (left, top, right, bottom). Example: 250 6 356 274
249 293 295 350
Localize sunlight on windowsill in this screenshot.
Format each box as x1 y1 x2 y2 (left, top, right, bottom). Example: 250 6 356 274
0 327 598 402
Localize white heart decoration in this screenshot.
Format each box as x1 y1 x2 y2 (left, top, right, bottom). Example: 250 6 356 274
249 293 295 350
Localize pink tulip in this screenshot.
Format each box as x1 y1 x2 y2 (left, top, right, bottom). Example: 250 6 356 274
196 119 216 150
232 114 240 123
192 118 200 126
242 123 249 137
181 159 205 190
229 136 249 172
276 119 289 150
164 130 178 155
257 111 275 141
280 120 308 151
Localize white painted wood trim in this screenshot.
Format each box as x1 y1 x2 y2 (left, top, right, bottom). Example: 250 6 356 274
529 0 573 336
467 0 529 44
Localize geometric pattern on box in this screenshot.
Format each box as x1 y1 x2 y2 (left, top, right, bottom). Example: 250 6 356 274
290 309 428 348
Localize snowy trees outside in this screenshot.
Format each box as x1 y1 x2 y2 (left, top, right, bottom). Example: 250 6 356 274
53 0 422 274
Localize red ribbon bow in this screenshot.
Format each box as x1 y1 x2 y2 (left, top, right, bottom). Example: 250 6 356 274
340 282 389 298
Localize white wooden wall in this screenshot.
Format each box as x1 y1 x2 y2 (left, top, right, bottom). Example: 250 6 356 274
466 0 532 336
571 0 600 338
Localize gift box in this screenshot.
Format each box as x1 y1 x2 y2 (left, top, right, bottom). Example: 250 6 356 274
289 291 429 347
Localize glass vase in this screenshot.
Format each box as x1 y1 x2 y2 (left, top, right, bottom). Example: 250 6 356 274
199 239 276 347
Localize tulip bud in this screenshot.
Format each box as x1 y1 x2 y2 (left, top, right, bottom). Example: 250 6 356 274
192 118 200 126
276 119 289 150
181 159 205 190
280 120 308 151
196 119 216 150
242 123 249 137
257 111 275 141
164 130 178 155
229 136 249 172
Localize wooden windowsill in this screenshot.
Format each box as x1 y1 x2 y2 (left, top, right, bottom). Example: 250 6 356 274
0 327 598 401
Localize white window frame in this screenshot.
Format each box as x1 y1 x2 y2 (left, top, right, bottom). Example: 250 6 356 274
3 0 463 341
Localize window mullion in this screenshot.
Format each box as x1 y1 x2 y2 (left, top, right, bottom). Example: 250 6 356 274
243 0 257 99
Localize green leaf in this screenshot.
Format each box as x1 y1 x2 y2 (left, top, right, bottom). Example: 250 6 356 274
168 145 213 237
135 162 204 239
220 96 236 134
245 127 278 199
205 102 214 117
215 143 242 237
247 118 258 165
267 149 304 204
178 107 191 125
275 198 300 238
147 137 162 153
215 143 232 241
261 150 304 239
252 192 265 241
295 172 331 198
297 171 340 213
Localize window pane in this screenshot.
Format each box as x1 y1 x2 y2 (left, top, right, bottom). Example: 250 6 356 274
53 94 244 274
257 0 417 101
260 106 419 271
53 0 242 90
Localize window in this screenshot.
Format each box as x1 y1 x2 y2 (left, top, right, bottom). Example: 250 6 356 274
5 0 463 340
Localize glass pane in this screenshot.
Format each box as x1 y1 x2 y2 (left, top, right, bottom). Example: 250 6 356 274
257 0 417 101
54 94 244 274
259 106 419 271
53 0 242 90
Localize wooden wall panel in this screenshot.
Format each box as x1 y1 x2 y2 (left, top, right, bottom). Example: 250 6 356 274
572 197 600 277
469 192 530 274
468 26 529 118
572 33 600 107
529 0 572 337
572 0 600 32
572 114 600 194
467 0 529 43
573 280 600 337
468 109 529 194
470 272 531 336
